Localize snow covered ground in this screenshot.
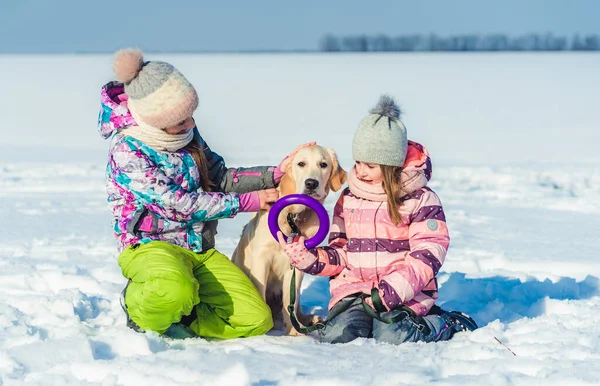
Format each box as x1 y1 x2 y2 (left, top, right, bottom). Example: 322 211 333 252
0 53 599 385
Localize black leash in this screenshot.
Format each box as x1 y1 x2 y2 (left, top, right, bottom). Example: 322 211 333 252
285 214 432 335
286 213 330 333
286 213 302 237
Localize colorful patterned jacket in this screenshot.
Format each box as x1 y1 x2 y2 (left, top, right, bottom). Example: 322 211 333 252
98 81 276 253
295 142 449 316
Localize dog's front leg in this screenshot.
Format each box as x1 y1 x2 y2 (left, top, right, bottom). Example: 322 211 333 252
244 253 271 303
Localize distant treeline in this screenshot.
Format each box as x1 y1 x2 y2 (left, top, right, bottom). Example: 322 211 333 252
320 33 600 52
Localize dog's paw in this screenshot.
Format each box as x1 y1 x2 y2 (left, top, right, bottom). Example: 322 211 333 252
284 314 324 336
283 320 306 336
283 323 302 336
283 320 299 335
297 313 322 327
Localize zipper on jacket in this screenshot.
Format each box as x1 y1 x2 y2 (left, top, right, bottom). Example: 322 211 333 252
230 170 262 183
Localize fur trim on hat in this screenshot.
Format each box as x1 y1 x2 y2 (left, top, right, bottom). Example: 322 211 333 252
369 94 402 120
114 49 144 84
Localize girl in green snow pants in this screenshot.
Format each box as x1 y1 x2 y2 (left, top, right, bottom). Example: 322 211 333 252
100 49 308 339
119 241 273 339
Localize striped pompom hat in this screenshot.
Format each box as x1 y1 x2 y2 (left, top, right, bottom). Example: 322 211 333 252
113 48 198 129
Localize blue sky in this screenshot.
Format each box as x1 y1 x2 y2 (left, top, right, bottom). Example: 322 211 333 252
1 0 599 53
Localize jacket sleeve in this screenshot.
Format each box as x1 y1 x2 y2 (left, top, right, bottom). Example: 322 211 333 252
111 143 240 223
293 192 349 276
196 130 276 193
376 189 450 311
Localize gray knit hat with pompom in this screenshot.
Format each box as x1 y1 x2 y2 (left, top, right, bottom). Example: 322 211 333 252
352 95 408 167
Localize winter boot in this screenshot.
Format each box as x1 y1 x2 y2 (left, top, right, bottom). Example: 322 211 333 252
445 310 478 333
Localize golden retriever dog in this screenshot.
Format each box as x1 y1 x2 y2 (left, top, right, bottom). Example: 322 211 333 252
232 145 347 335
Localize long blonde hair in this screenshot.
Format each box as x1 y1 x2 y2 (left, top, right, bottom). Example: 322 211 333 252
182 140 212 192
380 165 405 225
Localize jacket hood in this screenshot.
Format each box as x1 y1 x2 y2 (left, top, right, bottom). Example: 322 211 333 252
97 81 137 139
348 140 433 201
400 140 433 194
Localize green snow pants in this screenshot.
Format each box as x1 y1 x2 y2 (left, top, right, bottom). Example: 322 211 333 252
118 241 273 339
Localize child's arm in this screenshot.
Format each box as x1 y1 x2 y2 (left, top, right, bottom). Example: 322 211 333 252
110 144 250 223
199 131 315 193
195 131 277 194
376 189 450 311
278 194 348 276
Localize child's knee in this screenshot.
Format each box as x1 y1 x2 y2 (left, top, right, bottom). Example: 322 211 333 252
244 301 274 337
118 241 196 283
373 319 418 344
318 317 372 344
126 277 200 334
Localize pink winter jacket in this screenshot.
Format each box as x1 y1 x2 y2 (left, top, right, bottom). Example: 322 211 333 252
295 141 449 316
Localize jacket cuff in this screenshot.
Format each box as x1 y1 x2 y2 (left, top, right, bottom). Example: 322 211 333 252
272 166 285 184
371 287 390 312
238 192 260 212
294 249 320 271
378 280 402 311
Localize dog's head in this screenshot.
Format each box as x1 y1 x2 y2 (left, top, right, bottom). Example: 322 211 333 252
279 145 347 205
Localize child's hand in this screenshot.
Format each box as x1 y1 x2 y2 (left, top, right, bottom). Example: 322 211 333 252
276 231 310 266
363 296 374 309
276 142 317 174
257 188 279 210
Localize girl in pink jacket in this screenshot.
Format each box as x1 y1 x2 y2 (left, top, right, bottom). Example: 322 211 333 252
278 95 477 344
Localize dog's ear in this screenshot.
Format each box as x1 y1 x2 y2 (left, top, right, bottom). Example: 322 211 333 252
326 148 347 192
278 160 296 196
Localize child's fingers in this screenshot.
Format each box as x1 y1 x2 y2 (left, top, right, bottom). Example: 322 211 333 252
290 142 316 157
276 231 287 246
298 236 306 246
278 143 317 172
297 141 317 149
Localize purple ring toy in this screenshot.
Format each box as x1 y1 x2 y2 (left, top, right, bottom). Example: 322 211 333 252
268 194 330 249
